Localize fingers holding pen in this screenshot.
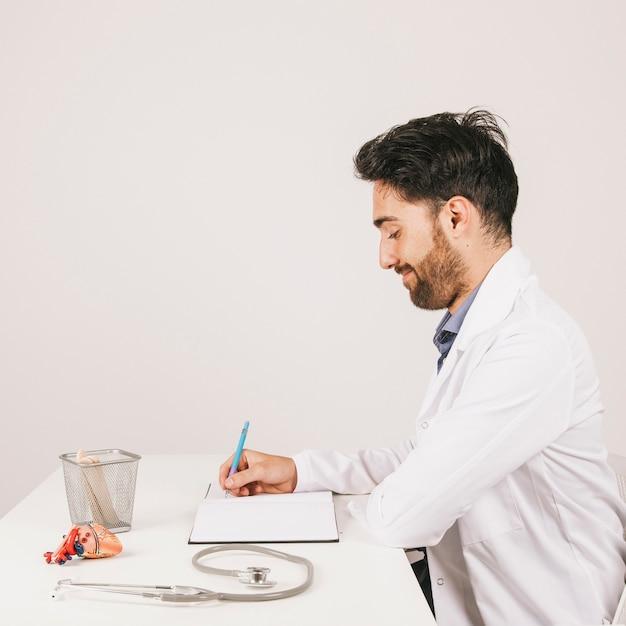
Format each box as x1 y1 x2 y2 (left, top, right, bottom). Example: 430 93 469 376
224 464 264 496
219 450 250 490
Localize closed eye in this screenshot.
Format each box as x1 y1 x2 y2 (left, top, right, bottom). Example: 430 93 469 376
387 230 400 240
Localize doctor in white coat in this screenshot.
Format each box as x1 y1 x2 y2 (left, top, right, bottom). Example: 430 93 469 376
219 109 626 625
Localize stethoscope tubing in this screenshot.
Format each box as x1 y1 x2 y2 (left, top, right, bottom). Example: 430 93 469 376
55 544 314 603
192 544 314 602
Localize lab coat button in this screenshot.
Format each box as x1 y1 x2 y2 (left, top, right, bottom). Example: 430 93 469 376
436 577 444 586
420 422 429 429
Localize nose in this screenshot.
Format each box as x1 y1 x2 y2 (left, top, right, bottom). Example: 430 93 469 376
379 240 399 270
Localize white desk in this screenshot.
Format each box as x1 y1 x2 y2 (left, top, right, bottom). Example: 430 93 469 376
0 454 436 625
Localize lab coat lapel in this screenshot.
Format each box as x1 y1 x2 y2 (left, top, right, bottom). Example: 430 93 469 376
417 246 533 420
417 342 461 419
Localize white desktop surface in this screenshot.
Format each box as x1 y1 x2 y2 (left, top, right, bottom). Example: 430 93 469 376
0 454 436 625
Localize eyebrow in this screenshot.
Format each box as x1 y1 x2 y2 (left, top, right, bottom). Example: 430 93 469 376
373 216 399 228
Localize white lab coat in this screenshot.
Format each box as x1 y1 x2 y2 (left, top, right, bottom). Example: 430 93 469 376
292 246 626 626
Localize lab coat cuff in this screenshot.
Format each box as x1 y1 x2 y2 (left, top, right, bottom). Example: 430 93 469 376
347 498 367 524
347 497 388 546
365 486 384 527
292 451 315 493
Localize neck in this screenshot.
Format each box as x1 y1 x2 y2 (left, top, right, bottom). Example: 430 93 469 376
448 241 512 314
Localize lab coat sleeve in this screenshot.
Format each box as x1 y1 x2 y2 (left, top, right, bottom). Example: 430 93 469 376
292 438 416 494
362 321 576 548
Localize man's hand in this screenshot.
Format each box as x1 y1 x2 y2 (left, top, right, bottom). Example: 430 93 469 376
218 449 298 496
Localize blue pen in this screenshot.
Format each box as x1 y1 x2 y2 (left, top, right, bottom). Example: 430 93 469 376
225 421 250 496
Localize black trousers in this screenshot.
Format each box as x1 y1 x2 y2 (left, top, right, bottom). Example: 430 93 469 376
410 548 435 618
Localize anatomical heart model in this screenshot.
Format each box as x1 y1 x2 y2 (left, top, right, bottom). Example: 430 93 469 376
44 523 122 565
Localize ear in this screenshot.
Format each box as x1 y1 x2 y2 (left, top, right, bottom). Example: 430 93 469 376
441 196 473 238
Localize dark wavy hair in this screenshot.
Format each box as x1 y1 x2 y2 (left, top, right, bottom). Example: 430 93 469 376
353 108 518 241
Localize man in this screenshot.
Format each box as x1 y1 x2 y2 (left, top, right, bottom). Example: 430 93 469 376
219 109 626 625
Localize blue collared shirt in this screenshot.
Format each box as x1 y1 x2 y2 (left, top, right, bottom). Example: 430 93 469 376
433 283 482 373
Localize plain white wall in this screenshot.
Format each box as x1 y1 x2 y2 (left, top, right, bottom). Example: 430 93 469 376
1 0 625 518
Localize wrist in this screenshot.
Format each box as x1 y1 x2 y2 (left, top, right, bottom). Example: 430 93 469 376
289 457 297 492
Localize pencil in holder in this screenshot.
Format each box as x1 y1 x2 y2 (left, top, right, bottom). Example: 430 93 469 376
59 449 141 533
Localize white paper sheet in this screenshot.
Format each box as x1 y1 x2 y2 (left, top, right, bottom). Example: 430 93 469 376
189 484 339 543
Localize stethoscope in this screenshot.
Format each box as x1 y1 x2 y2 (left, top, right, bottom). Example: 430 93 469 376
53 544 314 603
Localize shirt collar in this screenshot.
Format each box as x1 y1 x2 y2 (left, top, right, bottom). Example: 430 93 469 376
433 281 483 342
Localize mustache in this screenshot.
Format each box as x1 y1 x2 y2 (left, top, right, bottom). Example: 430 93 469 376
395 264 415 276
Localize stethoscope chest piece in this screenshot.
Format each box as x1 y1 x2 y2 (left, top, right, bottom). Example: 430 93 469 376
238 566 276 587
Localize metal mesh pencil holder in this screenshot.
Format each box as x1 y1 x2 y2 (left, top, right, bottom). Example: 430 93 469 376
59 449 141 533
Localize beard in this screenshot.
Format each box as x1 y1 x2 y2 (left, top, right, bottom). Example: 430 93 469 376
400 221 469 310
